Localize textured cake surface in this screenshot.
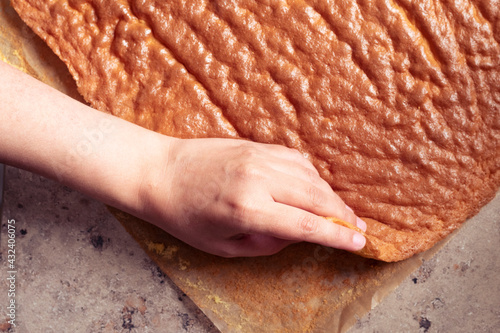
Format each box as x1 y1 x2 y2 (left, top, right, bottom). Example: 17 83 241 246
12 0 500 261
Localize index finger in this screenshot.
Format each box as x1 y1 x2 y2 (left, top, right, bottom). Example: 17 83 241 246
249 201 366 252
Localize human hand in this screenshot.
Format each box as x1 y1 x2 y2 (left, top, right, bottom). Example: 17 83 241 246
138 138 366 257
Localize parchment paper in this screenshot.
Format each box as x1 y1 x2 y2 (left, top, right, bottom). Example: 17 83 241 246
0 1 453 331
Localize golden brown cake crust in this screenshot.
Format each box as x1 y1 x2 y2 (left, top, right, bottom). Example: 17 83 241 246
325 217 399 262
12 0 500 261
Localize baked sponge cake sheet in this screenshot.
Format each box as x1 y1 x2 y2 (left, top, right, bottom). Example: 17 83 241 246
12 0 500 261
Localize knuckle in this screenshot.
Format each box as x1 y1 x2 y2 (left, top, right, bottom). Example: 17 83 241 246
238 144 262 160
306 186 326 209
231 161 262 181
297 214 320 236
304 167 320 182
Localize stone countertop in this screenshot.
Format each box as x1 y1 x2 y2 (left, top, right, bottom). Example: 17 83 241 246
0 166 499 332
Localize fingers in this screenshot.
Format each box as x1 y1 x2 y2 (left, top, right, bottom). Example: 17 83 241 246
240 142 321 181
249 159 364 231
259 146 363 219
261 168 357 226
166 139 367 258
229 142 366 234
228 142 367 253
246 201 366 252
257 144 317 173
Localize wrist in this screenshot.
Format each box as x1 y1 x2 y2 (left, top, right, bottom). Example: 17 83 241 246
0 61 181 230
124 131 178 227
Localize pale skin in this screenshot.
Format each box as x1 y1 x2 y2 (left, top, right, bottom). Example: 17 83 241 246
0 61 366 257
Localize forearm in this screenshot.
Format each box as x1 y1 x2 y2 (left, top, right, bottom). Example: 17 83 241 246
0 61 170 213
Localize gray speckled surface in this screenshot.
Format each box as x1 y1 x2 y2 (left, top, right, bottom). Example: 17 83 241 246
0 167 218 333
0 166 498 332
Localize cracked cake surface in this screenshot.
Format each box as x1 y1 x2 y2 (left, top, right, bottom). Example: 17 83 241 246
12 0 500 261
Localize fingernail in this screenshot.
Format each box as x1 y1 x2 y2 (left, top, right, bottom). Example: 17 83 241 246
352 233 366 250
345 205 354 212
357 217 367 232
